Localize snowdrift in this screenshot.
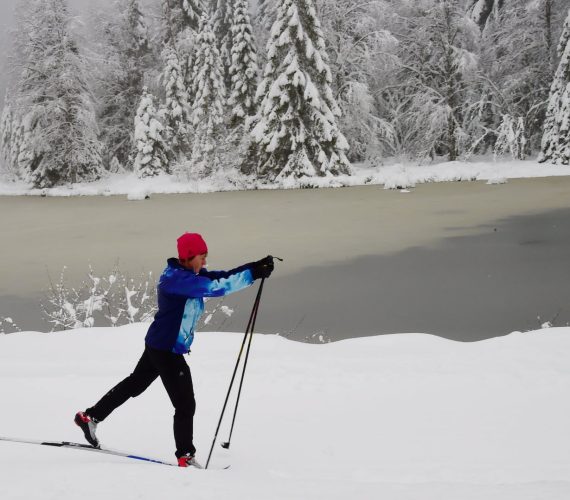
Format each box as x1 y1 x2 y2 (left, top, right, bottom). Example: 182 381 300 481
0 324 569 499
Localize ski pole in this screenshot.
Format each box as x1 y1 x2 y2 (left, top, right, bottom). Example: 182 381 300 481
221 279 264 450
205 279 265 469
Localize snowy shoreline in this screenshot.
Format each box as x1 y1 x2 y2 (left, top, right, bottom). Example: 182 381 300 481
1 158 570 197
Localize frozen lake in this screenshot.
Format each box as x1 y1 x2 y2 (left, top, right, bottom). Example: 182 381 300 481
1 177 570 340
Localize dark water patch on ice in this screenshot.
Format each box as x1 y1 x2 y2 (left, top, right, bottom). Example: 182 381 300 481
219 207 570 342
3 207 570 343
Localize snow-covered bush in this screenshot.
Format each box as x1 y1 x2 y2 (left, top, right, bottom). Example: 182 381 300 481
42 266 157 331
41 265 234 332
0 317 22 335
198 300 234 330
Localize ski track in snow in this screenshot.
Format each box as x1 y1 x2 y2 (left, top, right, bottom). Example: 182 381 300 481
1 324 569 499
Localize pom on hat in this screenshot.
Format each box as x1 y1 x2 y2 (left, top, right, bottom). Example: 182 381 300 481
177 233 208 260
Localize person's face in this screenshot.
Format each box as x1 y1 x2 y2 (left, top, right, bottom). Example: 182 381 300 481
189 253 207 273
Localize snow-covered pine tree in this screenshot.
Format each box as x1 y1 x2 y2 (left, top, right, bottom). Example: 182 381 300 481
253 0 277 69
96 0 153 170
0 101 11 171
212 0 234 88
133 87 169 177
228 0 259 129
539 8 570 164
246 0 351 180
0 97 21 177
255 0 278 42
161 44 192 156
162 0 203 37
11 0 103 187
257 0 278 27
188 13 227 176
161 0 204 90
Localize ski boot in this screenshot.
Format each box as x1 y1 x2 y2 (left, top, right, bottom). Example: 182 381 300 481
74 411 100 448
178 453 203 469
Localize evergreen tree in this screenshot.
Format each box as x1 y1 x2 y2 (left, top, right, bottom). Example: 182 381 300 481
162 0 203 37
10 0 103 187
96 0 153 169
253 0 277 68
161 44 192 156
161 0 204 90
255 0 278 38
246 0 351 180
0 97 27 179
212 0 234 88
228 0 259 129
188 14 227 176
0 97 17 176
540 8 570 164
133 87 169 177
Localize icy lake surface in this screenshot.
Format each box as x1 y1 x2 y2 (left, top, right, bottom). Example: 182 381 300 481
1 177 570 339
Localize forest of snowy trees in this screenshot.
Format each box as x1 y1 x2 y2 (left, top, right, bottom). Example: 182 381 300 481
0 0 569 188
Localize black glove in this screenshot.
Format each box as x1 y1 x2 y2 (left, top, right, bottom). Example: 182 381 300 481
251 256 274 280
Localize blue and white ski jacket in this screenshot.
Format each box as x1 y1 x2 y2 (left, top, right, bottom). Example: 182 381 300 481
145 258 255 354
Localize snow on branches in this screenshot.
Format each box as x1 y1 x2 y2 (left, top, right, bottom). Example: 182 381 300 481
186 13 227 177
540 8 570 165
41 265 157 331
95 0 153 171
40 264 232 331
161 44 192 156
133 87 169 177
228 0 260 129
246 0 351 180
3 0 104 188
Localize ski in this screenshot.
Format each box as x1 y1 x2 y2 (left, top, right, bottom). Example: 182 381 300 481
0 436 228 468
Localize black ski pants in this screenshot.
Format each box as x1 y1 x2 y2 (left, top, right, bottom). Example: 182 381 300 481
86 344 196 458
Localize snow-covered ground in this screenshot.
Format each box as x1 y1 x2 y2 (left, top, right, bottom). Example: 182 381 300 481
1 157 570 197
1 324 569 499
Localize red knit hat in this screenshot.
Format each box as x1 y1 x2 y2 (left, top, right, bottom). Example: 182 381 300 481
177 233 208 260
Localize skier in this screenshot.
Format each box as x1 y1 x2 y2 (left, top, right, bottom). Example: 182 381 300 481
74 232 274 468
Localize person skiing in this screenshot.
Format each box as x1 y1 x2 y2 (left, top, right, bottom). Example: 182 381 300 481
74 232 274 468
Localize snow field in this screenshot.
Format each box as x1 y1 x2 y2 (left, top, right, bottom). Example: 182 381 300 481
0 324 569 499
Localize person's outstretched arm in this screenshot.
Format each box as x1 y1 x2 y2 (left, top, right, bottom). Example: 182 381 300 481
160 257 273 298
